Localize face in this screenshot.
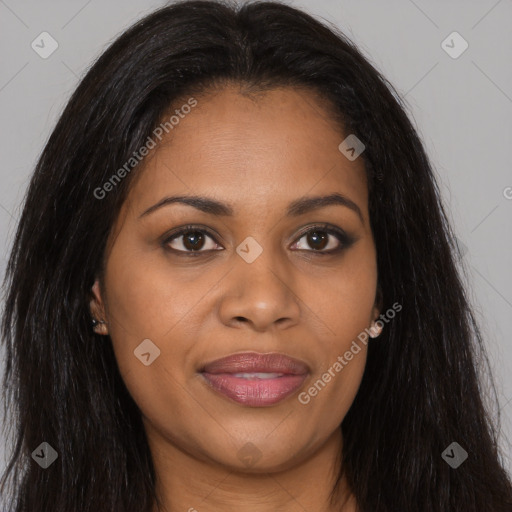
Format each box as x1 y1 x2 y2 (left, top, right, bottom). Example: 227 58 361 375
91 84 380 473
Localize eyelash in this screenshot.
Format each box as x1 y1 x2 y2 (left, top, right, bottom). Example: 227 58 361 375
161 223 355 257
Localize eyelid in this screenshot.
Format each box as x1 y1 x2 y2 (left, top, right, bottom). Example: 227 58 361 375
291 223 355 254
162 223 355 255
161 224 222 254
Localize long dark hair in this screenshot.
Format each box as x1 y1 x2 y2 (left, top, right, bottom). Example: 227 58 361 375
1 1 511 510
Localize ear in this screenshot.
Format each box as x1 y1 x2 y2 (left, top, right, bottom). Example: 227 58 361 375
89 279 108 335
371 284 383 322
369 284 383 338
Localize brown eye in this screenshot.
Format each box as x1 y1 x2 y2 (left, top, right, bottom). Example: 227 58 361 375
304 230 329 251
163 223 354 257
165 228 220 253
292 225 353 253
181 231 206 251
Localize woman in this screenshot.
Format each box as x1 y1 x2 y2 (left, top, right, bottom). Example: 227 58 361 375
1 1 511 510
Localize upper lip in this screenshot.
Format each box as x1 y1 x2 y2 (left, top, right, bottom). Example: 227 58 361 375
200 352 309 375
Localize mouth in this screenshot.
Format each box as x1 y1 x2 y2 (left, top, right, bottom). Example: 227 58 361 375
199 352 309 407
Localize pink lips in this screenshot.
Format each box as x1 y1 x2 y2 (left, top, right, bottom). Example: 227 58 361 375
200 352 309 407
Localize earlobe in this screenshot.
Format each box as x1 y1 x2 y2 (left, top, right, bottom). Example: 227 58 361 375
369 308 383 338
89 279 109 335
368 319 383 338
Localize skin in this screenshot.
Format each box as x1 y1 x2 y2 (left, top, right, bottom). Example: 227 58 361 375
90 84 381 512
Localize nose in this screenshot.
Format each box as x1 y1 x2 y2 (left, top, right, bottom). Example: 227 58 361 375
217 250 301 332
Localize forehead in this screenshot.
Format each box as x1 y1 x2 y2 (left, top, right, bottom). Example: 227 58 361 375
123 85 368 218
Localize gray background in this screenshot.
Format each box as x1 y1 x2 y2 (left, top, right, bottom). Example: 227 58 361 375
1 0 511 480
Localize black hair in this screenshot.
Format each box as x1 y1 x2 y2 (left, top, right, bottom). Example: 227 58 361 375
1 1 511 510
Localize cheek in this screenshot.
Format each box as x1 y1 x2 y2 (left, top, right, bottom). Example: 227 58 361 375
294 248 375 422
303 249 377 348
104 244 223 337
101 251 198 430
100 247 184 373
101 244 224 400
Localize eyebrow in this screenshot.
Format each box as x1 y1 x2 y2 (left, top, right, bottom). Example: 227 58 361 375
139 193 364 223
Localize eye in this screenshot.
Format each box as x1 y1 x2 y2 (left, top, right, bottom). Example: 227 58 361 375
163 223 355 257
163 225 221 255
291 224 355 254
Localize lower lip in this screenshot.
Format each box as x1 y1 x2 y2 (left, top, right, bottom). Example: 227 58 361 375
200 373 308 406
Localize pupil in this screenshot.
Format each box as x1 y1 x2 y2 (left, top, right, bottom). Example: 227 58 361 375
308 231 328 250
184 231 204 251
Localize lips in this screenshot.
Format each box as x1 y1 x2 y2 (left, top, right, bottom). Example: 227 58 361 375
200 352 309 407
201 352 309 375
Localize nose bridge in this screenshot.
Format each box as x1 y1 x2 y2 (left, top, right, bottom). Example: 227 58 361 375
220 234 300 328
235 234 289 298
